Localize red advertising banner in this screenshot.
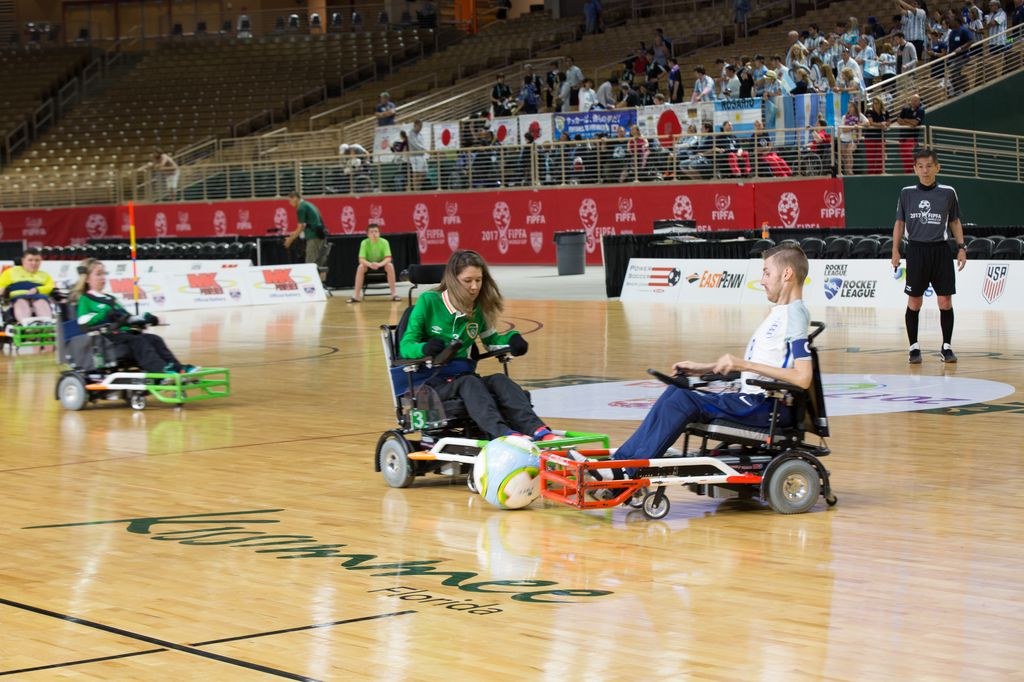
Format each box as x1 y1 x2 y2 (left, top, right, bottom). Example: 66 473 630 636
0 179 846 264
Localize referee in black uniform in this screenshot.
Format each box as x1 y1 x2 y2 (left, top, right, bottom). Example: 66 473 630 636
891 147 967 364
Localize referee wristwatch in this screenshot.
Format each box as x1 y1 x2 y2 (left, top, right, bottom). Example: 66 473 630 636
956 243 967 251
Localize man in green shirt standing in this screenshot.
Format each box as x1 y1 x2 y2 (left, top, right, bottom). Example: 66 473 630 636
285 192 329 281
349 223 399 303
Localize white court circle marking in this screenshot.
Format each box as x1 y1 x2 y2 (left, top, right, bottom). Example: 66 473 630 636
531 374 1016 420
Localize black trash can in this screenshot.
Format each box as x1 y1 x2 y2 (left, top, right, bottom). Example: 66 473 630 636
553 231 586 276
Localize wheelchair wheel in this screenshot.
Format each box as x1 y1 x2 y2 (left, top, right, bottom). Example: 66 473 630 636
128 391 147 411
765 458 821 514
799 153 823 177
642 490 670 520
626 489 645 508
377 430 415 488
57 374 88 411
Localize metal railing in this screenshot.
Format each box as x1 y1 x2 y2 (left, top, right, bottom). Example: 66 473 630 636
865 23 1024 117
2 119 1022 209
121 127 837 203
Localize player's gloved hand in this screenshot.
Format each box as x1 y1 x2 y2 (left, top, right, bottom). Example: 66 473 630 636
126 315 146 326
507 334 529 357
422 338 447 358
143 312 159 325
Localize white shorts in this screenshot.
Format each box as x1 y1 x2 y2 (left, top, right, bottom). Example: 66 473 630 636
409 155 427 173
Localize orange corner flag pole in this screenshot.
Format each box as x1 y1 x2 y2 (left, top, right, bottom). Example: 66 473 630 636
128 201 140 314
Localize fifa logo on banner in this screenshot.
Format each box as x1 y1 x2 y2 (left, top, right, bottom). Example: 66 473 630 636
821 190 845 219
712 194 734 221
176 211 192 233
443 201 462 225
236 209 253 232
982 264 1008 304
526 200 546 225
615 197 637 223
369 204 386 226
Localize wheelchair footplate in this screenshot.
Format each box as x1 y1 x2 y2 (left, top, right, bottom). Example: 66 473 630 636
540 448 829 518
410 431 612 471
377 430 611 489
59 368 231 411
2 321 57 350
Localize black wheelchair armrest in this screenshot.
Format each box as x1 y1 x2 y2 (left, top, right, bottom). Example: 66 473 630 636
476 347 512 362
744 377 806 395
648 369 741 390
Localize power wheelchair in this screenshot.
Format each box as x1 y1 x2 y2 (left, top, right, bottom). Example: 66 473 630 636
541 321 835 518
54 305 230 411
0 284 59 353
374 264 609 489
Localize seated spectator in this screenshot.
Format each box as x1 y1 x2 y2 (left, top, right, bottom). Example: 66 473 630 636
808 115 833 148
73 259 198 374
712 121 751 177
349 224 398 303
678 121 715 179
752 119 793 177
621 124 649 181
0 247 55 323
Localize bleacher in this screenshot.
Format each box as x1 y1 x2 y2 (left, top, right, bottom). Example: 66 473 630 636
0 46 96 160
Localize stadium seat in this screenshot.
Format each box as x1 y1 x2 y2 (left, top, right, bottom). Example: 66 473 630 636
850 238 879 259
966 238 994 259
824 238 852 259
992 238 1023 260
799 237 826 259
748 238 774 258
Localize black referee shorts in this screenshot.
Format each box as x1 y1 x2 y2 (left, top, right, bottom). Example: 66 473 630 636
905 240 956 297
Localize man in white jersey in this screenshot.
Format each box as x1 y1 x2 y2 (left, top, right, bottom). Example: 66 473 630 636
603 245 812 477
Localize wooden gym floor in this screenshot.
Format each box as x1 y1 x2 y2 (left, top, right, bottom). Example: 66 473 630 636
2 271 1024 680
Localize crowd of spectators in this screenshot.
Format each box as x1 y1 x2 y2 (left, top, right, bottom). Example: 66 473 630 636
326 0 1020 189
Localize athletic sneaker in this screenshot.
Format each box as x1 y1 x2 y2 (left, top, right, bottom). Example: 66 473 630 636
179 364 202 373
940 345 957 363
908 348 922 364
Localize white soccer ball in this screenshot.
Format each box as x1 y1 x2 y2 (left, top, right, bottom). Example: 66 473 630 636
473 436 542 510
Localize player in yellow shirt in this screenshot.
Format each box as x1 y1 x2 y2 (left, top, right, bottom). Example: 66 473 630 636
0 247 55 323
